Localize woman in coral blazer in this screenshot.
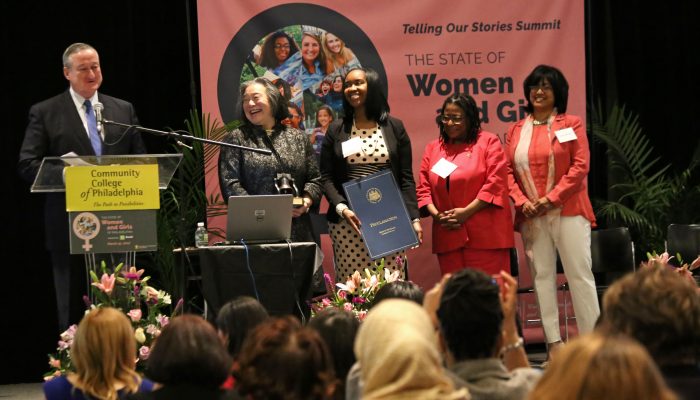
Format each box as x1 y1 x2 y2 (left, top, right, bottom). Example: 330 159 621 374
417 94 513 275
505 65 599 361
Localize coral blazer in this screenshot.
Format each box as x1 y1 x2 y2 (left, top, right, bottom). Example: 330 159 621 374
417 131 514 254
505 113 596 229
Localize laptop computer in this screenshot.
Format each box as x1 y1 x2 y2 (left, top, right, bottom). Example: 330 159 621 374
226 194 293 243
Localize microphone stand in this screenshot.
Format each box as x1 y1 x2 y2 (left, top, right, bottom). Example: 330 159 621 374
102 119 272 155
102 118 271 314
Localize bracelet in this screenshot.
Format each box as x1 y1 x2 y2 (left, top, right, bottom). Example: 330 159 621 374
336 203 349 218
501 337 524 355
412 218 421 223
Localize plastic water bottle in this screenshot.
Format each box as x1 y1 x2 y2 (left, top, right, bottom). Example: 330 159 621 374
195 222 209 248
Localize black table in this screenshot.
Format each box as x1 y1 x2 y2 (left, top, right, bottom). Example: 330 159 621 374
198 242 320 318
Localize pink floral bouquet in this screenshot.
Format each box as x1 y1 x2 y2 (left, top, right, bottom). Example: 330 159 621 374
44 262 179 380
642 251 700 284
311 256 402 320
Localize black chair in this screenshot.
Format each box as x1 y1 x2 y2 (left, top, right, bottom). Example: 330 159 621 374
666 224 700 266
590 227 636 301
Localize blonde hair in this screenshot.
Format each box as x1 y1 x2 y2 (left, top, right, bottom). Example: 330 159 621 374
527 333 677 400
70 307 141 400
322 32 355 71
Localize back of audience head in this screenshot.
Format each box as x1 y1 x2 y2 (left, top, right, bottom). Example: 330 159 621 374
437 269 503 361
216 295 269 358
145 314 232 388
355 299 467 399
372 280 424 307
599 265 700 367
71 307 141 399
307 307 359 382
527 332 677 400
235 316 336 400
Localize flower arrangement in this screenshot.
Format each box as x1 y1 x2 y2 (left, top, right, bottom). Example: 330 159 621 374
310 256 402 320
642 251 700 284
44 262 179 381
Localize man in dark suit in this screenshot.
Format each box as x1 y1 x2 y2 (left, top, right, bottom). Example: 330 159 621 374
18 43 146 331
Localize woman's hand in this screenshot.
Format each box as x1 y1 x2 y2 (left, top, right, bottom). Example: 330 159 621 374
412 220 423 245
439 208 470 230
521 200 539 218
342 209 362 234
291 198 312 218
533 197 554 214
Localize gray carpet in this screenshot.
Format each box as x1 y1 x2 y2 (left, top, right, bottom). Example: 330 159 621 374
0 383 43 399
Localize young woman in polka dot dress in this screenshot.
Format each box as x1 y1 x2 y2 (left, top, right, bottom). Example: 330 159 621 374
320 67 422 282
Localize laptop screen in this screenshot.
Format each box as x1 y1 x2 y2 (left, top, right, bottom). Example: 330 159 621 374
225 194 293 243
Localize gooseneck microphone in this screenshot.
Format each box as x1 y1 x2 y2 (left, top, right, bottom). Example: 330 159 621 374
93 102 104 135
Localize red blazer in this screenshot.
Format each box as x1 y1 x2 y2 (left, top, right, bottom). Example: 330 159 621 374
417 131 514 254
505 113 596 229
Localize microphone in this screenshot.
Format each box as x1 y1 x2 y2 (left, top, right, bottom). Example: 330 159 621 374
93 102 104 135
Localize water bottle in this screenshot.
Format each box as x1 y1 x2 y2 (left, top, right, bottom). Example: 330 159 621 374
195 222 209 248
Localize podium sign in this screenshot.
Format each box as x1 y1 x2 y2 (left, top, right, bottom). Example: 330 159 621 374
69 210 158 254
65 165 159 211
32 154 182 255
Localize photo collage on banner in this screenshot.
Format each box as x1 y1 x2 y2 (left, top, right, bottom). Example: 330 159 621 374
241 25 361 162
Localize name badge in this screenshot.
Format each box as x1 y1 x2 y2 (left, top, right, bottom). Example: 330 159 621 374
431 158 458 179
555 127 577 143
341 137 363 158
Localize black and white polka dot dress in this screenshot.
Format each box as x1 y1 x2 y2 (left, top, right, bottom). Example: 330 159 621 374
330 123 406 283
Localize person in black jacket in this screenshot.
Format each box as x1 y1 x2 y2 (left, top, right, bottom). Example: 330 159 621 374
319 67 422 283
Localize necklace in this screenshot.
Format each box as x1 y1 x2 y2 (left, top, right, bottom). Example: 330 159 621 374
532 118 549 126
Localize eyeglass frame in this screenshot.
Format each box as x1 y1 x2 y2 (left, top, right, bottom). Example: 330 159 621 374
440 115 466 125
274 44 291 50
528 83 553 92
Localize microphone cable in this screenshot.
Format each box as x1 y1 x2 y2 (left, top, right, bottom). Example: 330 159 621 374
240 239 261 302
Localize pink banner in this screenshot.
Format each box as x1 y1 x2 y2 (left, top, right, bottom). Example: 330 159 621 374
197 0 585 290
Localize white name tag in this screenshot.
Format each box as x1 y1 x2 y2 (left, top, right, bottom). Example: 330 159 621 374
555 127 577 143
341 137 363 158
431 158 458 179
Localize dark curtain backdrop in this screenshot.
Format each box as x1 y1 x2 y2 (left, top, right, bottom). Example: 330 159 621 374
1 0 697 384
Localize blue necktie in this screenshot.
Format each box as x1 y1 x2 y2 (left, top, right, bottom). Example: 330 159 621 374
84 100 102 155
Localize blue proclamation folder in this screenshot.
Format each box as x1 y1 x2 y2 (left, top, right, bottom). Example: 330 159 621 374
342 170 419 259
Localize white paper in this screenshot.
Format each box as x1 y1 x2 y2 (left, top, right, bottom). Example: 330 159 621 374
341 137 363 158
61 152 95 166
555 127 577 143
431 158 458 179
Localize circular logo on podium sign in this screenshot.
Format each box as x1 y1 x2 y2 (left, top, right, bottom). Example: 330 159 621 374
73 212 101 240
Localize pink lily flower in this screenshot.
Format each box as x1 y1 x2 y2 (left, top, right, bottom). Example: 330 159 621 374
92 273 116 294
127 309 142 322
122 266 145 281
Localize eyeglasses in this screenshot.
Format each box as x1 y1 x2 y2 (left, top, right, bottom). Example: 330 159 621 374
274 44 291 50
441 116 465 125
529 84 553 92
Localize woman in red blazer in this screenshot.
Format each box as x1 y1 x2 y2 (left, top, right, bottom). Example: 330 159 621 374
505 65 599 361
417 94 513 275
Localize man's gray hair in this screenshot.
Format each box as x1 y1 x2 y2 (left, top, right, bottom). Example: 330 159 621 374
62 43 97 68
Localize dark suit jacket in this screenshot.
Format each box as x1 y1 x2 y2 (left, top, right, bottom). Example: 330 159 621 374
18 90 147 251
320 115 419 224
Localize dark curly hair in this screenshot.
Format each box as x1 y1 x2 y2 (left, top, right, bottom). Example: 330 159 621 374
258 31 299 69
436 93 482 144
235 316 337 400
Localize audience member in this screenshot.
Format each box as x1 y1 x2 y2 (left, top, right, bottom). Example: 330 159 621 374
598 266 700 399
372 280 424 307
216 296 269 359
130 314 234 400
527 333 677 400
432 269 539 400
44 307 153 400
235 316 336 400
354 299 469 400
308 308 360 399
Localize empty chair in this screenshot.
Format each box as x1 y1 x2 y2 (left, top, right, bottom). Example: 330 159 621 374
590 227 636 300
666 224 700 266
